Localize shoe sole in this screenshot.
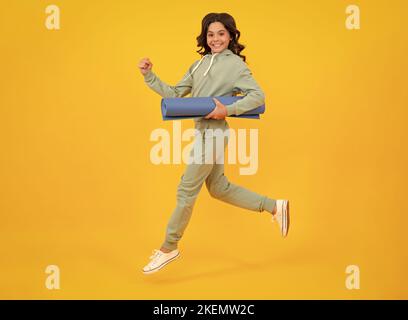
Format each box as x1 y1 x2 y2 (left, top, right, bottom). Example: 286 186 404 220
284 200 290 237
280 200 290 238
142 251 180 275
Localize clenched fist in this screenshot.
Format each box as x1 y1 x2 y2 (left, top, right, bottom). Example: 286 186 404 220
138 57 153 75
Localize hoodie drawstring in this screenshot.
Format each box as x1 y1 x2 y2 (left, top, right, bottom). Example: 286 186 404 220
203 53 218 76
183 52 218 81
183 54 207 81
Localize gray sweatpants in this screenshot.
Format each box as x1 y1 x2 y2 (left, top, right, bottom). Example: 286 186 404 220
162 119 276 250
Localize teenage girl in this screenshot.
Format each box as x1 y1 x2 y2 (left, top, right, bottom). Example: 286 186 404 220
138 13 289 274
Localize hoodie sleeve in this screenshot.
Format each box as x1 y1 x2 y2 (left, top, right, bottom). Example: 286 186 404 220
225 66 265 116
143 62 196 98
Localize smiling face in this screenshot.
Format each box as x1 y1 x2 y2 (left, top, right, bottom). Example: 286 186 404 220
206 21 232 54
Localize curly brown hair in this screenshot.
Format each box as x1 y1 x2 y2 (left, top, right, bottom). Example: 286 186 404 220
196 13 246 62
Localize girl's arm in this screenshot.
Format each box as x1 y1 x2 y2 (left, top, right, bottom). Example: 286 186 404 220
225 67 265 116
143 69 192 98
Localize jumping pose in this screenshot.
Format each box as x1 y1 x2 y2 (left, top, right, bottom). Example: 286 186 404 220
138 13 290 274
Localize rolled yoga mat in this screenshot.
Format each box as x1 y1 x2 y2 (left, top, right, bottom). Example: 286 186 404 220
160 96 265 120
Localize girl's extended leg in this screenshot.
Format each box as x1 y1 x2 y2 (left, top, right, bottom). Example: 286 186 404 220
160 126 214 251
161 161 214 251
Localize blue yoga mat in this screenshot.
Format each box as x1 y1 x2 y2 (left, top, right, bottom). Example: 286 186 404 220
161 96 265 120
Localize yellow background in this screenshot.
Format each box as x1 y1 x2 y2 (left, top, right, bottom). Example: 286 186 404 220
0 0 407 299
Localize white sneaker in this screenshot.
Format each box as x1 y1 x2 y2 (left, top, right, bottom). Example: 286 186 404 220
142 249 180 274
272 200 290 237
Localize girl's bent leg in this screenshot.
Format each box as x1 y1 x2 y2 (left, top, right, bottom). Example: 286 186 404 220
205 163 276 213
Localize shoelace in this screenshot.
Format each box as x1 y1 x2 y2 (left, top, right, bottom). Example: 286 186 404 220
149 249 163 260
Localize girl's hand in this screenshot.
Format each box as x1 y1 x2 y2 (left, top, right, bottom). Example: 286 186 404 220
138 57 153 75
205 98 227 120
